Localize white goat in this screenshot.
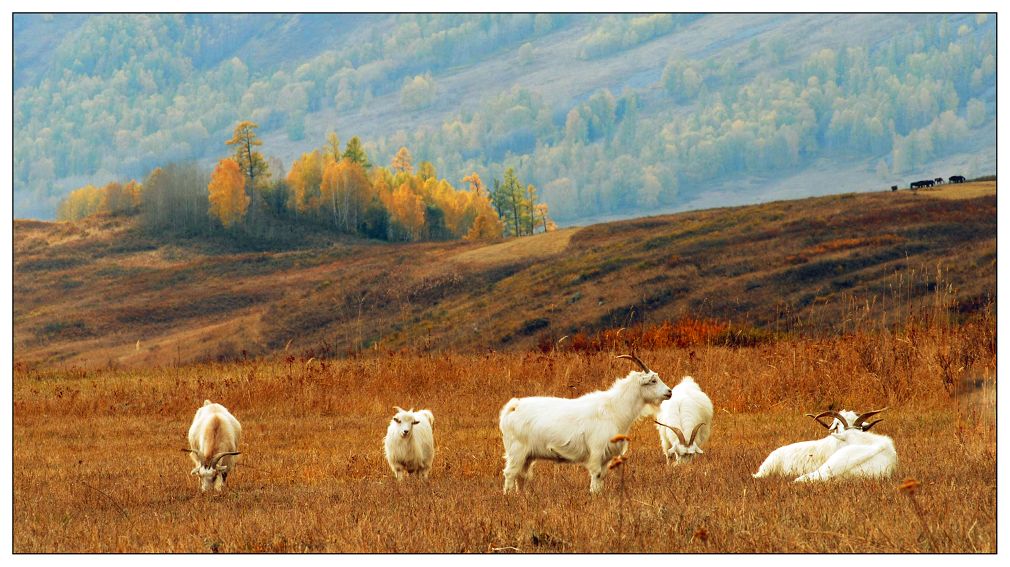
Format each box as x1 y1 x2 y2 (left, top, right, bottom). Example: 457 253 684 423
752 408 893 481
182 400 242 492
654 376 713 464
794 409 896 482
499 354 673 494
383 407 435 480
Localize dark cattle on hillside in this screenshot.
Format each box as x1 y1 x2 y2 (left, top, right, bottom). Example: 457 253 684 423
935 177 944 184
891 185 898 191
950 175 967 183
910 180 935 189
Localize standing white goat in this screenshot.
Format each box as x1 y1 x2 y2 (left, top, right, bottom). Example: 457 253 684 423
383 407 435 480
182 400 242 492
654 376 713 464
752 408 893 481
499 354 673 494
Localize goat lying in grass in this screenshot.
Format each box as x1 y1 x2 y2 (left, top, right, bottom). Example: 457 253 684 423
499 354 672 494
753 408 895 481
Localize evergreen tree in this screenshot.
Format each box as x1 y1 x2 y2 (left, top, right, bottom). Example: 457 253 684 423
342 136 371 168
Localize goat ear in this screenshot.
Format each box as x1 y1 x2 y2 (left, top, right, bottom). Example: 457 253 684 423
393 406 405 414
203 400 212 406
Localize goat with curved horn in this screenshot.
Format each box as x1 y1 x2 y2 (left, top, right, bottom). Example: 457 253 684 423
615 353 651 373
655 375 713 465
184 400 242 492
853 407 887 430
807 410 851 431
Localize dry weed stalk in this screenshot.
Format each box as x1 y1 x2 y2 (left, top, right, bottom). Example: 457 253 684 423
898 477 937 551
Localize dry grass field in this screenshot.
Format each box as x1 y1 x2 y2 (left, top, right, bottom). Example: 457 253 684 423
13 307 995 553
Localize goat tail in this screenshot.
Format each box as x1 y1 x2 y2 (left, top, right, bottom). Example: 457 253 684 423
499 398 520 428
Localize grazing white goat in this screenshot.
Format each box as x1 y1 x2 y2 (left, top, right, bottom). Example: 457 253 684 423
654 376 713 464
383 407 435 480
499 354 673 494
752 408 893 481
182 400 242 492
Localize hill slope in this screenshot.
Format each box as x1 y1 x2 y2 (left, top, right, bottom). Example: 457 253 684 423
14 14 996 222
13 182 996 368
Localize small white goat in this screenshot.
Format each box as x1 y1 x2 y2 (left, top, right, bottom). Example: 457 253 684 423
499 354 673 494
752 408 893 481
383 406 435 480
182 400 242 492
654 376 713 464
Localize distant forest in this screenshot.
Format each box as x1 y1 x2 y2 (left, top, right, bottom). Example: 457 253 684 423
56 121 552 245
15 14 996 221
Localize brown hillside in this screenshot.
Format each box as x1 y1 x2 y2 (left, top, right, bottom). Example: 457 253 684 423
14 182 996 367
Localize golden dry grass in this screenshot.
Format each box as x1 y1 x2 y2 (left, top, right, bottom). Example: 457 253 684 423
450 227 581 265
921 180 996 200
13 314 995 553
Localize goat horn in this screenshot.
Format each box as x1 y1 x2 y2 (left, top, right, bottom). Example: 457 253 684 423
208 451 241 469
180 448 198 454
810 410 850 429
688 423 706 446
805 413 834 430
854 407 888 429
654 420 687 445
860 418 884 431
616 354 651 373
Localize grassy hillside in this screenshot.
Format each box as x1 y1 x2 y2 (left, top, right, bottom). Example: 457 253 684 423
13 181 995 368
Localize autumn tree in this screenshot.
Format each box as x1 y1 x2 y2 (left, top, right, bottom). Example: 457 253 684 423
417 161 436 181
56 185 102 221
324 131 341 162
321 158 372 232
286 150 324 215
463 173 504 240
391 146 414 174
208 158 250 228
387 182 426 241
226 121 269 190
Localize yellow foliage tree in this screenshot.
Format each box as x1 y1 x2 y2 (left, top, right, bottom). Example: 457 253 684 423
391 146 414 174
208 158 250 228
387 182 426 241
56 185 102 221
286 150 324 214
321 158 372 232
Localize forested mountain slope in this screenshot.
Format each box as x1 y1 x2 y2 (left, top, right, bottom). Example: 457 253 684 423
15 14 995 222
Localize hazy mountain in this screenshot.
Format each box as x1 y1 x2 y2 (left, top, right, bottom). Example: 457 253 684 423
14 13 996 221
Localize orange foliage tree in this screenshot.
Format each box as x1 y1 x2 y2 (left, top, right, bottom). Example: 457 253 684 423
208 158 250 228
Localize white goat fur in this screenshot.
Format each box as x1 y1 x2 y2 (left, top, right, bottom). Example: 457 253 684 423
752 410 897 481
499 364 672 494
384 407 435 480
185 400 242 492
655 376 713 464
794 428 896 482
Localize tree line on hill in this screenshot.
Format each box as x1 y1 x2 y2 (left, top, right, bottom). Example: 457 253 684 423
19 14 995 223
56 121 554 243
